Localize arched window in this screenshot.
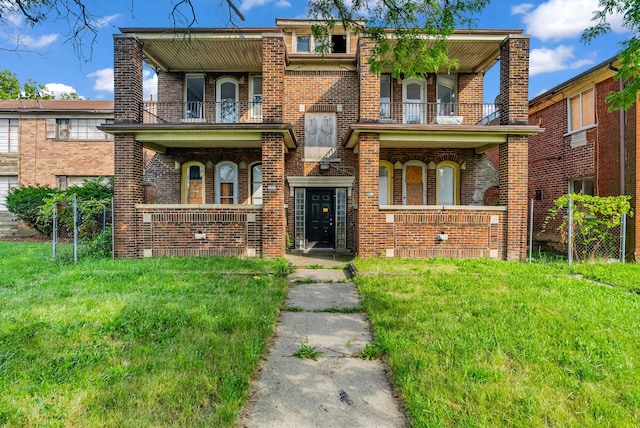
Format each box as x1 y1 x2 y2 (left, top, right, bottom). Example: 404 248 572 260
379 161 393 206
181 161 205 204
402 79 425 124
402 160 427 205
216 77 239 123
250 163 263 204
436 161 460 205
215 161 238 204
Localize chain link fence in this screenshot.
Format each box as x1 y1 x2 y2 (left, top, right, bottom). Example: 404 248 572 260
52 197 114 262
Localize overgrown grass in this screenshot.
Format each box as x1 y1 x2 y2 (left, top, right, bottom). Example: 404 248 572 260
354 257 640 427
0 242 288 427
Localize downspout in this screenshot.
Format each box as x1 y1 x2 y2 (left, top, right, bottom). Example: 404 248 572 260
609 62 625 195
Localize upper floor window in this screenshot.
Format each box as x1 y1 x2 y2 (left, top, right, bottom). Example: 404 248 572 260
185 73 205 120
568 88 595 132
569 177 594 196
402 79 425 124
0 118 18 153
437 74 457 116
216 77 238 123
46 118 112 141
250 75 263 120
331 34 347 53
380 74 392 119
296 35 311 52
215 161 238 204
181 161 205 204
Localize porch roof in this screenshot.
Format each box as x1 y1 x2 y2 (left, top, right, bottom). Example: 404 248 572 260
344 123 544 154
100 123 297 153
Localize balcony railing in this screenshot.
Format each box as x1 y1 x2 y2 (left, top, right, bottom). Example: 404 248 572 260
142 101 263 124
380 102 501 125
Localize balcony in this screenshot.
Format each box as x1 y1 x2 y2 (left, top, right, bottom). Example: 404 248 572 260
379 102 500 125
142 101 263 125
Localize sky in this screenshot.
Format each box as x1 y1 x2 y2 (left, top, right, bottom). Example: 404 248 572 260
0 0 630 102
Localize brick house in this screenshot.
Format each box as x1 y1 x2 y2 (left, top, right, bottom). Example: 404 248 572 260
0 100 114 237
528 56 639 260
103 19 541 260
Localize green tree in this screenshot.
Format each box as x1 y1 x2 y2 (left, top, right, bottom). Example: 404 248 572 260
23 78 54 99
1 0 489 75
583 0 640 111
0 70 20 99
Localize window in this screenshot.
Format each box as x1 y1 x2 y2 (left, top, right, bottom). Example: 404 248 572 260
216 77 238 123
379 161 393 205
181 162 205 204
250 75 262 120
46 118 112 140
0 176 18 211
568 88 595 132
251 163 263 204
304 112 337 159
331 34 347 53
380 75 391 119
436 161 460 205
296 35 310 52
215 161 238 204
569 177 594 196
56 176 110 191
437 74 457 116
402 79 425 124
403 161 427 205
185 74 205 119
0 119 18 153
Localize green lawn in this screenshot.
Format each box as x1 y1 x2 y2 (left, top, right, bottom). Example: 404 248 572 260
354 258 640 427
0 242 289 427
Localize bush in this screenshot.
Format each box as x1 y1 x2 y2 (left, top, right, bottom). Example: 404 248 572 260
6 185 59 235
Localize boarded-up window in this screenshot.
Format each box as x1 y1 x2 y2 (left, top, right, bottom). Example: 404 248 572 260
403 162 426 205
181 162 205 204
304 113 337 159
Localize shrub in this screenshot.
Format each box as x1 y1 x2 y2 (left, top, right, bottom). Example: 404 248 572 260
6 185 59 235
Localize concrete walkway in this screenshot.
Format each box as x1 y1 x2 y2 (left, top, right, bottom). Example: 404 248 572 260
241 255 406 427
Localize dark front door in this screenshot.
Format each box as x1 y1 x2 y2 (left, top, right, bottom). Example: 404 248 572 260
306 189 335 248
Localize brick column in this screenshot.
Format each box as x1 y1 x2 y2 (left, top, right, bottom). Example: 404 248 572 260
262 133 285 258
357 133 382 256
358 39 379 122
262 33 285 123
499 136 528 260
499 35 529 125
113 34 144 257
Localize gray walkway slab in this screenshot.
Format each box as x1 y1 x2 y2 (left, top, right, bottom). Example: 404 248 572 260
242 266 406 427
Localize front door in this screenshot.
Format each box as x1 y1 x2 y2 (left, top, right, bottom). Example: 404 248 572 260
306 189 335 248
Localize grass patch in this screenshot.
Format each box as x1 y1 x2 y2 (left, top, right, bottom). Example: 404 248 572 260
354 257 640 427
313 306 365 313
293 340 323 360
282 305 304 312
0 242 288 427
355 343 384 360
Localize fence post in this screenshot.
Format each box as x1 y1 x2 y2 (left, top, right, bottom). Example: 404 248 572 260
73 196 78 263
621 212 627 264
52 204 57 259
529 199 534 262
567 194 573 266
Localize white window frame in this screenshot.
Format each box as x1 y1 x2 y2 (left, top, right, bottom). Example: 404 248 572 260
184 73 205 120
436 74 457 116
380 74 392 119
568 87 595 132
0 176 18 211
250 162 263 205
216 76 239 123
402 78 425 124
215 161 238 204
402 160 427 205
0 118 19 153
436 161 460 205
294 33 311 53
568 176 594 196
379 161 393 206
249 74 262 120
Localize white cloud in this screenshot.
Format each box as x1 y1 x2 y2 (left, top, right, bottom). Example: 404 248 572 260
276 0 291 7
513 0 626 42
16 33 59 48
88 68 114 92
530 45 596 75
143 69 158 101
44 83 82 98
93 14 120 29
240 0 268 12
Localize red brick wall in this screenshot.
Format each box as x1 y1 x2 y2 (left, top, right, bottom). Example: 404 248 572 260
137 206 262 257
262 133 286 258
500 36 529 125
18 117 113 187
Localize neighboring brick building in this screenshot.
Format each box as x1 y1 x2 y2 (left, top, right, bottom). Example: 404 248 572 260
103 19 541 260
0 100 114 237
528 56 639 260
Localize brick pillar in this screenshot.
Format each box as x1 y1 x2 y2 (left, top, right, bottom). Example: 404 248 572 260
262 133 286 258
358 39 379 122
499 35 529 125
113 34 144 257
499 136 528 261
357 133 382 256
262 33 285 123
